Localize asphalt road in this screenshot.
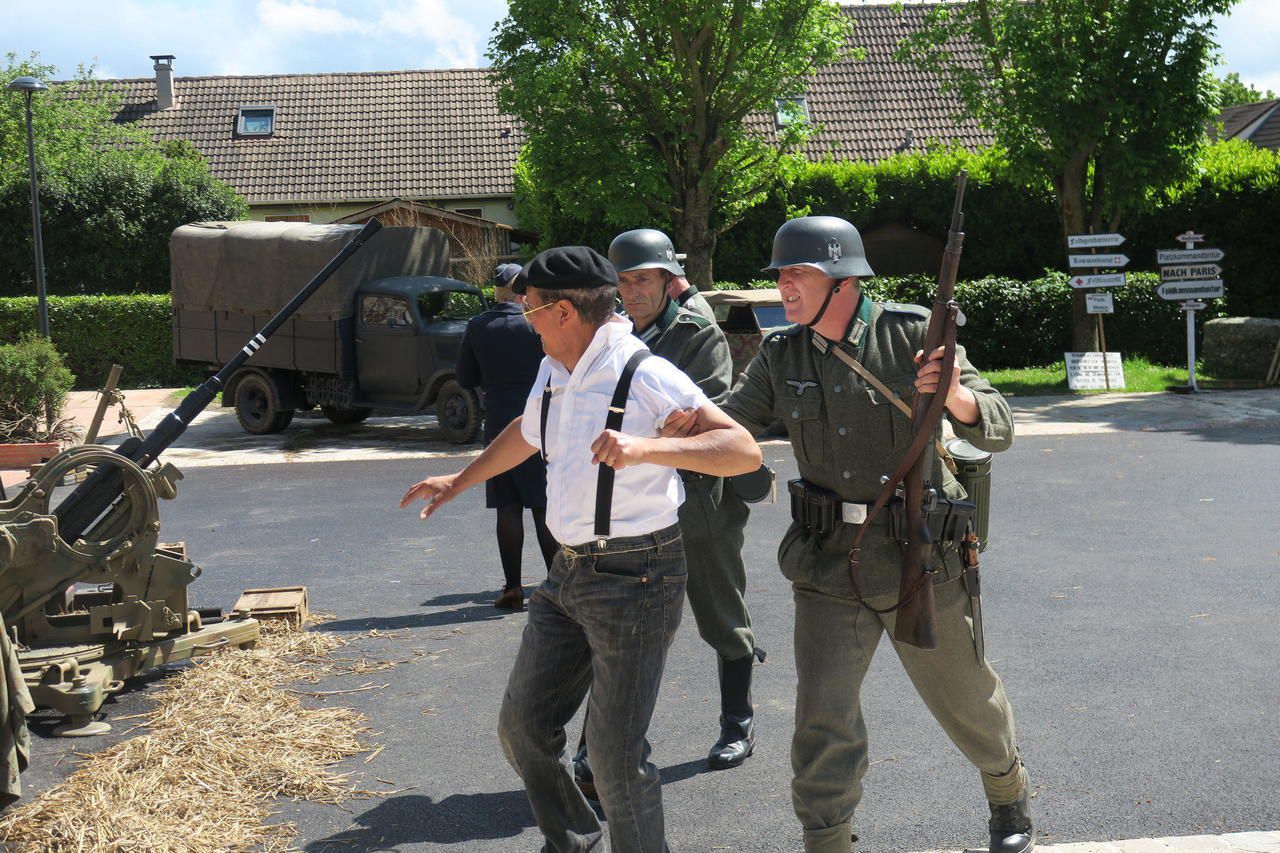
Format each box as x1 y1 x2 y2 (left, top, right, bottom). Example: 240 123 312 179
19 423 1280 852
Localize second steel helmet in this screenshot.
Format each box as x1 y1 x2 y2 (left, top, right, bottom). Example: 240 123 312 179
762 215 874 279
608 229 685 277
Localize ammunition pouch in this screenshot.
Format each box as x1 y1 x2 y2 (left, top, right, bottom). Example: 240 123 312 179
886 496 976 545
788 479 880 535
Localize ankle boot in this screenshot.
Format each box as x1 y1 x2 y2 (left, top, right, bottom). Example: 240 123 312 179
707 648 762 769
988 790 1035 853
572 741 598 801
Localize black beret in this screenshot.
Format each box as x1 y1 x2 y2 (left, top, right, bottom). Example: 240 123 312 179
493 263 522 287
514 246 618 295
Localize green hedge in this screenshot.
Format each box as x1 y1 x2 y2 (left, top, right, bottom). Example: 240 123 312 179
0 295 201 388
717 141 1280 323
0 279 1229 384
716 272 1222 369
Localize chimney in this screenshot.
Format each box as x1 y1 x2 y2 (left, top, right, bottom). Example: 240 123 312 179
151 54 176 110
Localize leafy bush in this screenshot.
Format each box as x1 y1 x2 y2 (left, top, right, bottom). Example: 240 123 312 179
0 294 200 388
0 332 75 442
713 271 1222 369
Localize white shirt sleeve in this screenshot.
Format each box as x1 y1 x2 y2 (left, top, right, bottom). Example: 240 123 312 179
520 360 552 448
631 355 710 432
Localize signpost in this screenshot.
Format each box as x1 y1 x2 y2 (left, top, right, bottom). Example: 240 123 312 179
1069 273 1127 289
1067 233 1125 249
1155 280 1225 301
1068 253 1130 268
1086 292 1114 314
1157 248 1224 264
1065 234 1129 390
1160 264 1221 281
1157 231 1226 393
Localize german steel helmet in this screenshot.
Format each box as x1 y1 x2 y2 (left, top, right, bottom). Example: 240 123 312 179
608 229 685 276
762 215 874 279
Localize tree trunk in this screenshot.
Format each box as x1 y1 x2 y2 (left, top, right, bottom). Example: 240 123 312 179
675 191 717 290
1057 159 1100 353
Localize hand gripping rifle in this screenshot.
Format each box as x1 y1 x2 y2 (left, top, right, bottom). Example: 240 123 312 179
51 217 383 550
847 172 968 650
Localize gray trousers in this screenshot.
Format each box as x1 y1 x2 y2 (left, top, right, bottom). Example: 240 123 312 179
681 481 756 662
498 525 686 853
791 575 1026 853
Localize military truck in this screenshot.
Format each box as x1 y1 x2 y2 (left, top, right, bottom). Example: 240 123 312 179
170 221 485 443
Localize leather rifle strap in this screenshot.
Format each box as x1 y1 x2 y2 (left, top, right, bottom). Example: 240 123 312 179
847 306 959 612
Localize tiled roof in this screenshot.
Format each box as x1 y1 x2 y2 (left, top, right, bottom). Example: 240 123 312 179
1215 99 1280 151
746 4 992 160
91 4 985 205
106 69 525 204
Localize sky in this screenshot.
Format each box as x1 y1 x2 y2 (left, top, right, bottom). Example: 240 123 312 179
5 0 1279 96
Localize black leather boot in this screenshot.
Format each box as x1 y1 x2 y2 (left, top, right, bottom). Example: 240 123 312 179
707 648 762 770
988 790 1035 853
572 741 598 802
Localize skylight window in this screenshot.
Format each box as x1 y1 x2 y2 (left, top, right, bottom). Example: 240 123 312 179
775 96 810 128
237 105 276 136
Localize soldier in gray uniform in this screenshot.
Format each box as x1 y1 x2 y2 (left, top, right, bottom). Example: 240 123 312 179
713 216 1034 853
666 271 716 324
572 228 763 794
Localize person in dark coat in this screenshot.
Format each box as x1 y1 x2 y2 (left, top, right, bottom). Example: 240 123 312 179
456 263 557 610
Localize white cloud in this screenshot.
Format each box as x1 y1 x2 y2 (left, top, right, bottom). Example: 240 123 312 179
1213 0 1280 92
375 0 486 67
257 0 373 38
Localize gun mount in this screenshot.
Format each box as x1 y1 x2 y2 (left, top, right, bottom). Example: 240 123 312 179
0 218 382 737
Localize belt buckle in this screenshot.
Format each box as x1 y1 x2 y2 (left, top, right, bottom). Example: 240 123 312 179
841 503 867 524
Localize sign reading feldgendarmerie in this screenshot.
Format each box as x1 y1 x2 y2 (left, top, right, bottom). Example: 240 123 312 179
1067 233 1126 249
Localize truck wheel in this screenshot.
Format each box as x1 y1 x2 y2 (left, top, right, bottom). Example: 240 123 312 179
435 380 481 444
320 405 373 425
234 373 294 435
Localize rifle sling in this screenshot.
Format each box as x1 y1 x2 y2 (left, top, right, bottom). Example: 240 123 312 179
847 305 959 614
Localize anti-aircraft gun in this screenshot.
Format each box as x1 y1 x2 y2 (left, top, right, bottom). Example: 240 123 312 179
0 218 383 737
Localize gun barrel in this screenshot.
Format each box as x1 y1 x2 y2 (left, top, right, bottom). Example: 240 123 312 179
53 218 383 543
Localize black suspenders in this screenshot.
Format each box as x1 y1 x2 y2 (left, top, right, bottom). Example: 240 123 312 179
539 349 652 540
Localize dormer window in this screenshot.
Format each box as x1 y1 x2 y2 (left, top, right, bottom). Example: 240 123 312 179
775 96 810 128
237 105 276 136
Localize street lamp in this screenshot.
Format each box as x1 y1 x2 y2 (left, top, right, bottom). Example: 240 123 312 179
6 75 50 338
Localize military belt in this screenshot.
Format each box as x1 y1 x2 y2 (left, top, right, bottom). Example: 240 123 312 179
789 478 975 543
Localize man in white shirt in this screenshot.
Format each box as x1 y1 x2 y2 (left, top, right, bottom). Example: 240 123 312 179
401 246 761 853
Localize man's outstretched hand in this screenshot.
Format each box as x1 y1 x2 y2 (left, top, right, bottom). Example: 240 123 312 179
400 474 462 519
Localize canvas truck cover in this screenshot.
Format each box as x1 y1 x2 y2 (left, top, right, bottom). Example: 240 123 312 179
170 221 450 322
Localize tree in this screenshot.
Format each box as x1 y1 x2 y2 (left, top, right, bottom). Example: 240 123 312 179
1212 71 1276 108
489 0 852 287
898 0 1237 351
1 53 246 298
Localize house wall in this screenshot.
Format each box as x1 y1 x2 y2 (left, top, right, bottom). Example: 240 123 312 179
249 197 520 227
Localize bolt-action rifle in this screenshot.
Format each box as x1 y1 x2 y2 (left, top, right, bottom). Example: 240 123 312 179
848 172 968 650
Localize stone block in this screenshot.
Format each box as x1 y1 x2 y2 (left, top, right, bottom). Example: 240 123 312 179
1202 317 1280 380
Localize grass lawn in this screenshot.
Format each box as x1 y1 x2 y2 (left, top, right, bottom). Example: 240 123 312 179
985 357 1245 396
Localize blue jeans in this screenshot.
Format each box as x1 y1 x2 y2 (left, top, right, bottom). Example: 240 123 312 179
498 524 687 853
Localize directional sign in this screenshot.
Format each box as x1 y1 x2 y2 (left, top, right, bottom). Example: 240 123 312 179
1157 248 1224 264
1086 293 1114 314
1161 264 1222 281
1180 301 1207 311
1069 253 1129 268
1175 231 1205 245
1069 273 1126 289
1155 280 1224 301
1067 233 1126 249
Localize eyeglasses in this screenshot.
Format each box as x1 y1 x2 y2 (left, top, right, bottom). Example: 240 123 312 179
520 299 555 319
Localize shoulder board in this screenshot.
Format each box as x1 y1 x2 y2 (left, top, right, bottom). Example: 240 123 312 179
879 302 931 319
764 325 803 344
674 311 711 329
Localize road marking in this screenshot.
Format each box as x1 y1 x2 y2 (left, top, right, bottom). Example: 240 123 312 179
915 830 1280 852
